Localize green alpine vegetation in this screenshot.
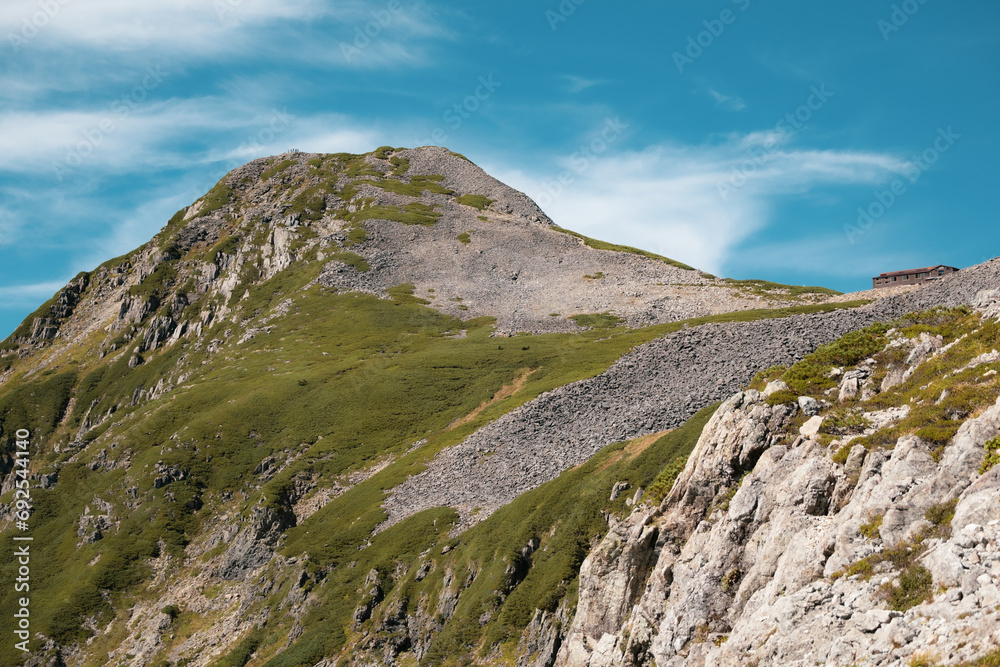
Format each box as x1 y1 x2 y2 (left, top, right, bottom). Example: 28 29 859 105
456 194 493 211
551 225 696 271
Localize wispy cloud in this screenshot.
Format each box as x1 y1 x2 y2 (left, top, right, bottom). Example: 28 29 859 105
1 0 323 53
0 204 18 246
0 100 244 175
562 75 608 93
0 280 70 309
708 88 747 112
1 0 449 69
495 134 910 275
0 98 391 180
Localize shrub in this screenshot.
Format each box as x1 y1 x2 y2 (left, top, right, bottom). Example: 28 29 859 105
648 456 687 502
208 235 241 263
764 390 798 407
915 424 960 447
860 514 883 539
390 156 411 176
128 261 178 301
925 499 957 537
214 627 266 667
357 177 452 198
882 564 933 611
720 569 742 593
748 365 786 391
456 194 493 211
823 410 872 435
286 188 327 221
725 279 841 298
348 203 441 227
345 226 368 246
201 181 233 215
570 312 625 330
981 436 1000 474
550 225 694 270
260 159 296 182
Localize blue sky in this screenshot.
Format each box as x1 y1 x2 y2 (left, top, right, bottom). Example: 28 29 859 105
1 0 998 337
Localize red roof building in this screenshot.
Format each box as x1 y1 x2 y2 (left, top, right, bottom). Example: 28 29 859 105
872 265 958 289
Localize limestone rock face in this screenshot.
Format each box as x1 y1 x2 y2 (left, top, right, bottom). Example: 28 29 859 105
556 387 1000 666
216 505 295 581
974 288 1000 321
571 511 660 643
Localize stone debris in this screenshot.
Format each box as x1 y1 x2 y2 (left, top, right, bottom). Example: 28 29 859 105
382 259 1000 532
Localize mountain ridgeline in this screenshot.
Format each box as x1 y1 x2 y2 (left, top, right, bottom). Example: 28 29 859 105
0 146 998 667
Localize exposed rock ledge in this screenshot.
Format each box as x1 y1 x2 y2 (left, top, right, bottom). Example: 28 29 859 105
555 389 1000 667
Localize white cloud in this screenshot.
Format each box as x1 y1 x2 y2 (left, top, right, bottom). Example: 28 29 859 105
0 280 69 309
0 98 390 180
494 135 911 275
1 0 449 67
563 75 608 94
708 89 747 112
1 0 322 53
0 100 243 176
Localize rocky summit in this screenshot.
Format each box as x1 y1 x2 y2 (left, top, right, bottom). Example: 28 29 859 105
0 146 998 667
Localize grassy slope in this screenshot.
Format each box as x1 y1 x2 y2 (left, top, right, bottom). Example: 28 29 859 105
0 285 869 666
550 225 697 272
724 278 842 299
418 405 717 665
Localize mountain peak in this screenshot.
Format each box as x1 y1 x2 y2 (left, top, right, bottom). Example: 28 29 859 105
3 145 840 369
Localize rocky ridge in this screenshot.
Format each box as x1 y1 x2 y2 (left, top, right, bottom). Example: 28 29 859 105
0 147 833 376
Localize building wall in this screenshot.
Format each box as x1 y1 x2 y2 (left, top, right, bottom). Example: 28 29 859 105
872 266 958 289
